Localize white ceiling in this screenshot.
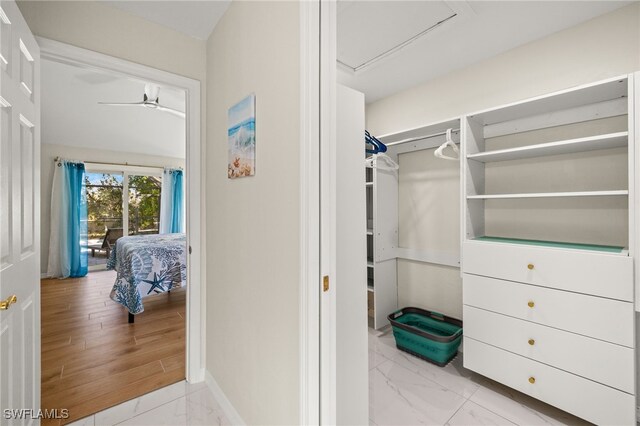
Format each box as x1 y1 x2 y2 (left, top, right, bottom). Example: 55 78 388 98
102 0 231 40
337 1 634 103
42 59 186 159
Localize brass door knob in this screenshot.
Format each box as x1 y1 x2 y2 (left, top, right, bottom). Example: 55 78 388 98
529 377 536 384
528 301 535 308
0 295 17 310
527 264 534 270
528 339 535 346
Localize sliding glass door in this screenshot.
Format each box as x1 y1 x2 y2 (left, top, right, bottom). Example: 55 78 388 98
128 175 161 235
84 166 163 270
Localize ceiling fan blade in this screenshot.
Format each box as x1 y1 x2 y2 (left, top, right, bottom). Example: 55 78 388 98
156 105 186 118
98 101 146 106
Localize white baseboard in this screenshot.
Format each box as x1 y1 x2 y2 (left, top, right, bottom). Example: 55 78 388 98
40 273 50 279
205 370 245 426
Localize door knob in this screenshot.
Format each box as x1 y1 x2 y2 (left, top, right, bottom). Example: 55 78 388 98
0 295 17 310
527 264 534 270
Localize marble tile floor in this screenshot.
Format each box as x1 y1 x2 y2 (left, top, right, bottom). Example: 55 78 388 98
368 327 591 426
66 381 231 426
69 327 592 426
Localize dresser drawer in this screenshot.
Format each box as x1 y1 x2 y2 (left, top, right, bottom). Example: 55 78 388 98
464 338 635 425
463 241 633 301
463 274 634 347
464 305 634 393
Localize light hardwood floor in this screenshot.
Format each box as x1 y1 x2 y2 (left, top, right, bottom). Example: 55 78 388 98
41 270 185 425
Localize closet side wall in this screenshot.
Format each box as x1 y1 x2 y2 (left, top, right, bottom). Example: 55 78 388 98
366 3 640 341
205 2 301 424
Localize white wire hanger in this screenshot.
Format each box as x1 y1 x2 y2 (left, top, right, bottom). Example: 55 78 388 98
434 128 459 161
365 153 399 171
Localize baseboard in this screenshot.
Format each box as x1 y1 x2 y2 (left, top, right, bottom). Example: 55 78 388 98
40 273 50 279
205 370 245 426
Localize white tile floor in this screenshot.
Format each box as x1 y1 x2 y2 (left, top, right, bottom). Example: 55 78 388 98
69 328 591 426
67 381 231 426
368 327 590 426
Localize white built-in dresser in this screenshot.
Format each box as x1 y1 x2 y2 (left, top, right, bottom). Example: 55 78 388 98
461 75 638 425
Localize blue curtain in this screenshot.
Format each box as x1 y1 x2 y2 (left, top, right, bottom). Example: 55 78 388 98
160 168 185 234
67 162 88 277
170 170 184 233
47 160 88 278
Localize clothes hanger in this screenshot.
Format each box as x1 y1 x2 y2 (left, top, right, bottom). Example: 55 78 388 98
365 153 399 171
365 130 387 154
434 128 459 161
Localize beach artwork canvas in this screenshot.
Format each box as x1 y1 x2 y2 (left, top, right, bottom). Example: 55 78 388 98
228 94 256 179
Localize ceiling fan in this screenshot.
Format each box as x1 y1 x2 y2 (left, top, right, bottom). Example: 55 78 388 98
98 83 185 118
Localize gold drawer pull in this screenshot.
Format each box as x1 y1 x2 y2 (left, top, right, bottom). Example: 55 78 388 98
527 263 534 270
527 301 535 308
529 377 536 384
0 295 17 310
528 339 535 346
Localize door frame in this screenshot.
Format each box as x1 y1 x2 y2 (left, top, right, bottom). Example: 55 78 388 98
37 37 205 383
299 0 338 423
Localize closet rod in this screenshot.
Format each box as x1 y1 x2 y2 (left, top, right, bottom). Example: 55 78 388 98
385 128 460 147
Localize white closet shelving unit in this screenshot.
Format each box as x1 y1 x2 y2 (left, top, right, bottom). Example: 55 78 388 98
366 118 461 329
461 74 638 425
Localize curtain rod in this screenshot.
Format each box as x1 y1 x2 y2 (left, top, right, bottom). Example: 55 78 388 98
385 128 461 147
54 157 182 170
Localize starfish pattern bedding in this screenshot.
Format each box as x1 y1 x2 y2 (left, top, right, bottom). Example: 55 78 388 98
107 233 187 314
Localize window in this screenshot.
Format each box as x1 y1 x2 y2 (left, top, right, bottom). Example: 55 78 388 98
84 166 164 269
85 172 124 240
128 175 161 235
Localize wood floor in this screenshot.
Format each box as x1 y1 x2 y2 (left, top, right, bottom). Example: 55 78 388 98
41 270 186 425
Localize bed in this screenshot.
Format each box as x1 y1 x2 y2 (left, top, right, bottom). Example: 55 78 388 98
107 233 187 321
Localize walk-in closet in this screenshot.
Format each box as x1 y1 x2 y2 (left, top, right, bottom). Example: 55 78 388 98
334 1 640 425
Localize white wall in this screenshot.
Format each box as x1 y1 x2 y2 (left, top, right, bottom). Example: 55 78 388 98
40 143 185 274
205 2 301 424
17 1 206 82
364 0 640 405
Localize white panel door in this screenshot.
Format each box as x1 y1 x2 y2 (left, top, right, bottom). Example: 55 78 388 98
0 0 40 424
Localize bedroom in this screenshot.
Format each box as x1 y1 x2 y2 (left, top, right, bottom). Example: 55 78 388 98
38 57 189 421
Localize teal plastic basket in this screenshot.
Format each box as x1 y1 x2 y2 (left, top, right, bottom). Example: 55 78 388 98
388 307 463 366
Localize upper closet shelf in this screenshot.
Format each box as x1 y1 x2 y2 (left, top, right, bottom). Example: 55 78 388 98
467 77 627 126
468 190 628 200
467 132 628 163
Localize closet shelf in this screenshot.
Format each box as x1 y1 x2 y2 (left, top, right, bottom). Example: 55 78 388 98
467 190 628 200
467 132 628 163
366 182 373 187
367 229 374 236
472 236 626 254
367 261 374 268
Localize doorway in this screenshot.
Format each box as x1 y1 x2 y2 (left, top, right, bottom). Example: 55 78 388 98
37 38 203 423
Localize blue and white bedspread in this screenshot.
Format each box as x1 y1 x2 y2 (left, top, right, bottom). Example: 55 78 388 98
107 233 187 314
